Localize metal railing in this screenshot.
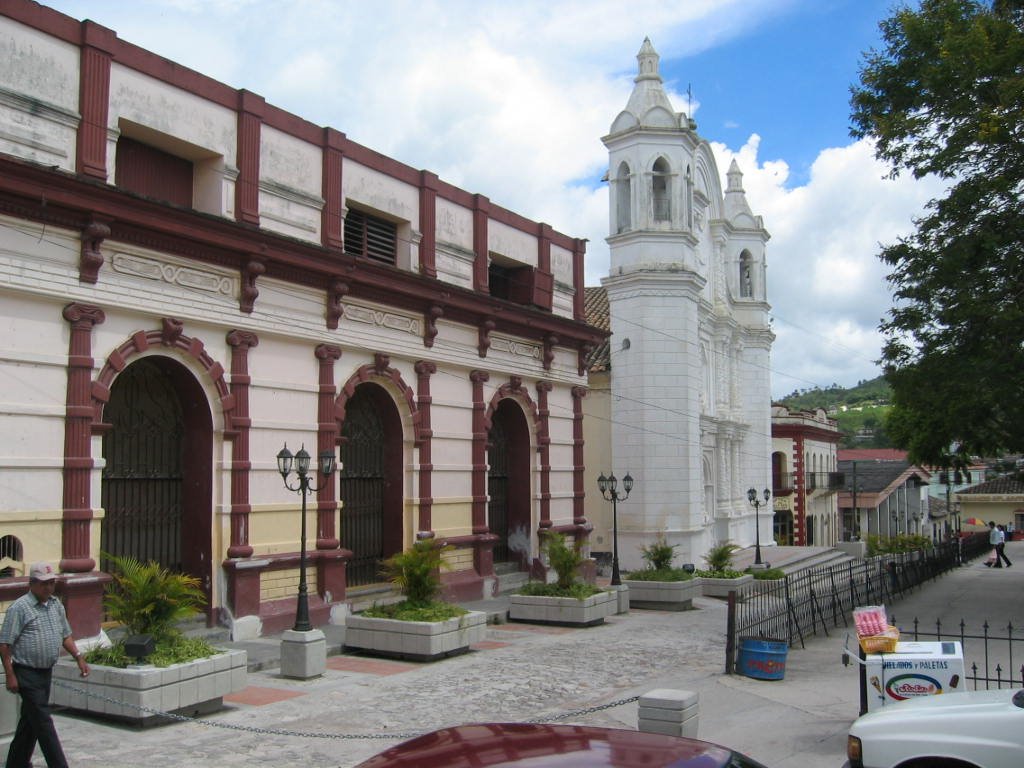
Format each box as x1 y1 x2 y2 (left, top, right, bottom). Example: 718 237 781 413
725 535 989 673
892 616 1024 691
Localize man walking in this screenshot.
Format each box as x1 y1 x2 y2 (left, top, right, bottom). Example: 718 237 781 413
996 524 1012 568
0 563 89 768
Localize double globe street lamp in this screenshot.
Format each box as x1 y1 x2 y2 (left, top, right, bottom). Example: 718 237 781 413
277 443 336 632
747 486 771 566
597 471 634 586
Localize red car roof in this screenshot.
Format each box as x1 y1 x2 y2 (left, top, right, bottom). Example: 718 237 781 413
353 722 758 767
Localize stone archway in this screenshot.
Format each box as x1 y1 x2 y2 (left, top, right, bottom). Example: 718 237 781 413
100 355 213 604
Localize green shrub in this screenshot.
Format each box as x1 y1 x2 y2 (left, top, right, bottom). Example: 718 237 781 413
703 542 740 573
625 567 694 582
362 601 467 622
90 555 216 668
695 567 746 579
543 531 585 590
516 581 603 600
639 533 677 571
103 553 206 642
379 539 452 606
866 533 932 556
85 633 219 669
748 567 786 580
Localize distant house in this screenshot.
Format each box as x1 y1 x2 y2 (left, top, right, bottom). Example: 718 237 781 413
837 451 932 542
771 406 842 546
957 477 1024 538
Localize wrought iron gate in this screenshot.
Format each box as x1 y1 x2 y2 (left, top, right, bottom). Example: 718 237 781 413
340 391 385 586
488 418 510 563
100 359 184 571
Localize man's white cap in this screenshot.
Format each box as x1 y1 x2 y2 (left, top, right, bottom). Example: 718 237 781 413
29 562 57 581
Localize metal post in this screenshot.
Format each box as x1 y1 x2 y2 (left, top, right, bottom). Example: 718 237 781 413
611 491 621 586
295 475 311 632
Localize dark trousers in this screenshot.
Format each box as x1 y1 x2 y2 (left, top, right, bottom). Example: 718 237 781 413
6 664 68 768
995 543 1012 567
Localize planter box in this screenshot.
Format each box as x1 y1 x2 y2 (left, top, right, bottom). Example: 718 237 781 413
51 648 247 727
699 574 754 598
344 610 487 662
508 590 616 626
623 578 700 611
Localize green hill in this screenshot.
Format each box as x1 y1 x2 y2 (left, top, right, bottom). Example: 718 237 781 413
778 376 893 448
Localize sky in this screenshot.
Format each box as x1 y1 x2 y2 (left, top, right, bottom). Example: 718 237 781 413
43 0 943 399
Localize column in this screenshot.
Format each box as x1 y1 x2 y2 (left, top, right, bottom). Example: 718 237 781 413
536 381 553 529
226 330 258 559
61 303 105 573
571 386 587 525
414 361 436 535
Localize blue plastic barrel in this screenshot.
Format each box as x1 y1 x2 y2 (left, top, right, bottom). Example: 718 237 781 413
737 637 788 680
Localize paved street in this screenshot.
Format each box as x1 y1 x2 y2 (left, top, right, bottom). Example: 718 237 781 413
44 540 1023 768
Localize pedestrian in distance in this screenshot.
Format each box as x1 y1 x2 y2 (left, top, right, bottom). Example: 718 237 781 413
996 524 1012 568
0 562 90 768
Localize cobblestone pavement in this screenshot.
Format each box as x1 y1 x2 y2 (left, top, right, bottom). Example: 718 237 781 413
51 593 858 768
47 542 1023 768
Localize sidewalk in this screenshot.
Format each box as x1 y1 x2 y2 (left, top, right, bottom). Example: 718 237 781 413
51 542 1022 768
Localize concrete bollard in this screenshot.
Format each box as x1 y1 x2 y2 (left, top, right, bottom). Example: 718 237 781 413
609 583 630 614
638 688 699 738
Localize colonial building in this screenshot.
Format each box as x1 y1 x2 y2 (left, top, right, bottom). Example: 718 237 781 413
0 2 604 640
957 477 1024 538
837 454 931 543
770 406 842 547
583 39 774 571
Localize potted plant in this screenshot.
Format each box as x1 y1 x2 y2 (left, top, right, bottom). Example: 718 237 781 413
51 554 247 725
696 542 753 598
344 539 487 661
508 531 615 626
623 534 699 611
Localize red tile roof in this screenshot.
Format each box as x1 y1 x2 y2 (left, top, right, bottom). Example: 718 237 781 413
583 286 610 372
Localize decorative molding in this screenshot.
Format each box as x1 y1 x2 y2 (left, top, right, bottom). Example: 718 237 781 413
477 317 495 358
343 302 421 336
79 219 110 284
109 251 235 295
257 179 325 209
543 333 558 371
423 304 443 348
488 335 540 360
326 280 349 330
0 86 80 129
240 259 265 314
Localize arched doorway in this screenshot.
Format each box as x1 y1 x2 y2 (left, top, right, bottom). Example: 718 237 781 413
339 383 403 587
488 399 531 569
100 356 213 604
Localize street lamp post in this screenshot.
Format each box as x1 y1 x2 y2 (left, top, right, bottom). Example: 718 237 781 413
747 487 771 566
277 443 336 632
597 471 634 586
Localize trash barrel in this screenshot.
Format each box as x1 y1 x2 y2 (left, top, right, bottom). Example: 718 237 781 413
737 637 788 680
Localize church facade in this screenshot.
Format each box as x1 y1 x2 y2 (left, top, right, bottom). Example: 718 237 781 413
0 2 604 639
584 40 774 571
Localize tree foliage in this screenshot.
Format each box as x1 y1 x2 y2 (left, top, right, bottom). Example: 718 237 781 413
850 0 1024 464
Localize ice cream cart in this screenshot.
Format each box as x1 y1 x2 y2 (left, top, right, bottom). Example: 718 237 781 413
861 641 966 712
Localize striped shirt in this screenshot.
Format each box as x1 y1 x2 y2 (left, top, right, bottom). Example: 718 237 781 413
0 591 72 668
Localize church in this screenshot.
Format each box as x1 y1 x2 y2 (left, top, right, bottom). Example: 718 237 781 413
583 39 774 571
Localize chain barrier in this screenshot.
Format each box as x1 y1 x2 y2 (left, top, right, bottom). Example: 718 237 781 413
52 679 640 741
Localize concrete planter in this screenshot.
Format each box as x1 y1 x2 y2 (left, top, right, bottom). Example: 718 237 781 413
623 578 700 611
344 610 487 662
699 574 754 598
51 648 247 726
508 590 616 626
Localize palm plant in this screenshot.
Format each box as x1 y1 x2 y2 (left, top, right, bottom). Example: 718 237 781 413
640 533 677 571
379 539 452 606
703 542 740 573
103 553 206 642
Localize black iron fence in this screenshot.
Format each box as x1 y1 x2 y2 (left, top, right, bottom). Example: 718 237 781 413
725 534 991 674
892 617 1024 691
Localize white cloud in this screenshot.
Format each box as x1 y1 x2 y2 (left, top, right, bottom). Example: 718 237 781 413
710 137 945 397
43 0 939 399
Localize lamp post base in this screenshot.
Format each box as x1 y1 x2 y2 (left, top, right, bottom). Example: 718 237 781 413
280 628 326 680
